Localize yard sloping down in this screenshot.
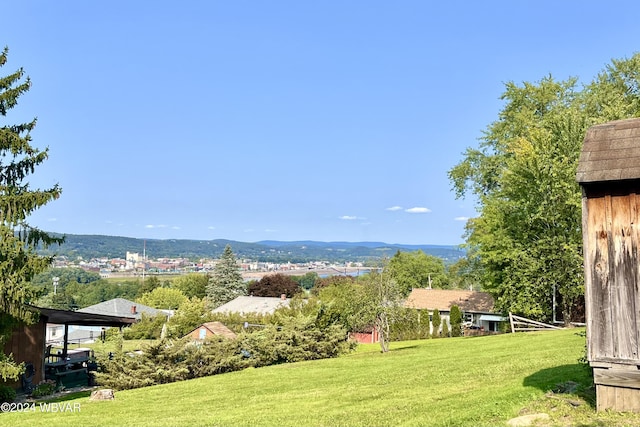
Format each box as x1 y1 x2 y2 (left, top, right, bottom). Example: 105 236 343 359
5 328 640 427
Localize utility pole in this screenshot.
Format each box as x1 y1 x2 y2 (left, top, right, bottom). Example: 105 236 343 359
53 276 59 295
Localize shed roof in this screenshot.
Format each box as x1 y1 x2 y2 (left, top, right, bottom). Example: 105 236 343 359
30 305 135 327
577 118 640 183
184 322 237 340
404 289 496 313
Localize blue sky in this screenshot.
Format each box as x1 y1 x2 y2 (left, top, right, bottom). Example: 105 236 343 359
2 1 640 245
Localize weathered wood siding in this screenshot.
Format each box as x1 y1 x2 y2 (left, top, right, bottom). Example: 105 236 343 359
583 182 640 364
578 118 640 412
2 318 46 388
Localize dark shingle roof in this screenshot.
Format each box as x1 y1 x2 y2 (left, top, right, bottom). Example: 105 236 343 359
577 118 640 183
77 298 167 320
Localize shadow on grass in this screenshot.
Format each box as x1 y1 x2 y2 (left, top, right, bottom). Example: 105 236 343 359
385 343 419 352
41 390 93 403
523 363 596 408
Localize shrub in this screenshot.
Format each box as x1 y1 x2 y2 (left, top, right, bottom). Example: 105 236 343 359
389 308 431 341
442 319 450 338
30 380 57 397
95 314 355 391
122 313 167 339
431 310 441 338
449 305 463 337
0 384 16 403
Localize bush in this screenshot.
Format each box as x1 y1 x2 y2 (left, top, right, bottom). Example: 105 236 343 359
442 319 450 338
389 308 431 341
30 380 57 397
122 313 167 339
0 384 16 403
432 310 441 338
95 315 355 391
449 305 463 337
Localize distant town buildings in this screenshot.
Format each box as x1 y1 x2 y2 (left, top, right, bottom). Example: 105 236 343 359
50 251 364 279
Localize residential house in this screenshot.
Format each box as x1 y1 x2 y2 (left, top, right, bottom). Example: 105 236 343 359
404 288 505 334
212 295 290 315
77 298 171 320
76 298 172 338
183 322 237 342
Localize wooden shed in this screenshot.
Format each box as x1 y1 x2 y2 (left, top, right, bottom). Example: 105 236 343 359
577 117 640 412
3 306 135 391
183 322 237 342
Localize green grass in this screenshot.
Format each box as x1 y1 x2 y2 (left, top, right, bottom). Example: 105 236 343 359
5 329 639 427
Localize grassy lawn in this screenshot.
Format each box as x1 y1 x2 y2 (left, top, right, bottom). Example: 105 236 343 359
4 328 640 427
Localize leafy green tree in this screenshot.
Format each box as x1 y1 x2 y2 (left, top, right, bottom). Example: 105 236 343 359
311 274 356 295
431 310 441 338
206 244 246 307
248 273 301 298
0 47 63 381
172 273 208 299
65 279 140 308
446 257 482 291
294 272 319 290
448 54 640 323
31 267 100 289
137 275 161 297
122 313 167 340
387 250 448 295
449 305 463 337
359 268 404 352
138 287 187 310
315 268 403 353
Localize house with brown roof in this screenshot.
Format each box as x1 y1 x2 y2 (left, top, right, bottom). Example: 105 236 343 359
183 322 237 342
404 288 505 334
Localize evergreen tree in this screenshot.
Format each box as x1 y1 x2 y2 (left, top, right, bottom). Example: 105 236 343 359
431 310 441 338
206 244 246 307
0 47 63 381
442 318 450 338
449 305 463 337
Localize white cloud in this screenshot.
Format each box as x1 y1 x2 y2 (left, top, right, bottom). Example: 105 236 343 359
171 226 181 230
264 229 277 233
145 224 155 229
454 216 470 221
386 206 403 211
47 217 58 222
207 226 216 230
340 215 358 220
405 207 431 214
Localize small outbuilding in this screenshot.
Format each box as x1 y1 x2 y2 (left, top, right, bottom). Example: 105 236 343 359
3 305 135 391
577 117 640 412
183 322 237 342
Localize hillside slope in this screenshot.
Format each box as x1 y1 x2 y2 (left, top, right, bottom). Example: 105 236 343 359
39 233 465 263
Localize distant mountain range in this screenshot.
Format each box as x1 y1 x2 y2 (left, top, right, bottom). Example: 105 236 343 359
39 233 466 264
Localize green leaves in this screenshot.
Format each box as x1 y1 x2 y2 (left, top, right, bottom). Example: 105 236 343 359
449 55 640 323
